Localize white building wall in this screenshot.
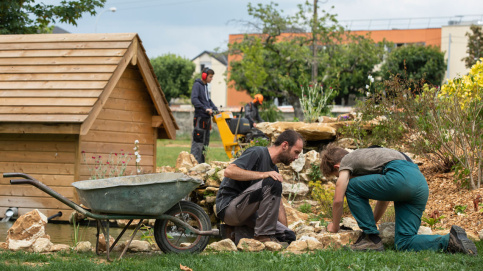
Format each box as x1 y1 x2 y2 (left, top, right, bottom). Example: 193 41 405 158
192 53 227 108
441 25 472 81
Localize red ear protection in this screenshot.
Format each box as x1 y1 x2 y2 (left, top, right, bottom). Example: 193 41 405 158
202 68 208 81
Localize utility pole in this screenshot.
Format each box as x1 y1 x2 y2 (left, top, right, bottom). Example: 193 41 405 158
311 0 318 83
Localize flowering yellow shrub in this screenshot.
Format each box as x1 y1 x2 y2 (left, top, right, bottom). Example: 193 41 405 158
439 58 483 109
308 180 350 217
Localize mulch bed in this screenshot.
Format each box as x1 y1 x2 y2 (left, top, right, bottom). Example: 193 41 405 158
420 159 483 236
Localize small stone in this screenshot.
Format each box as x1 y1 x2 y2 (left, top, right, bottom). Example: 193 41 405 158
342 217 360 231
50 244 71 252
286 240 308 253
306 238 324 251
74 241 92 252
128 240 151 252
478 229 483 241
236 238 265 252
206 239 237 252
417 226 432 235
31 237 52 253
264 241 283 252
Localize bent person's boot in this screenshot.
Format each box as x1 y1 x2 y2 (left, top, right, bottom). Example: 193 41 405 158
350 233 384 252
447 225 478 255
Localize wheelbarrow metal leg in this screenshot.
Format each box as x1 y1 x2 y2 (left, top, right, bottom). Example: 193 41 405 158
109 219 134 251
119 219 145 260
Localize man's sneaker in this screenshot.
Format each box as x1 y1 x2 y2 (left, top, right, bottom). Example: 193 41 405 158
447 225 478 255
350 233 384 252
254 235 289 248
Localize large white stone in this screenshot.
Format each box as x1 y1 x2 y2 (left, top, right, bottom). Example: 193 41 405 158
282 182 309 197
6 209 48 251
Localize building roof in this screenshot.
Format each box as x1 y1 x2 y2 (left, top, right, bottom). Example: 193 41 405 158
191 50 228 66
0 33 177 138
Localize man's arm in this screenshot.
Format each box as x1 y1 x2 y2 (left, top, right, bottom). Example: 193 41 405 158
224 164 283 182
327 170 350 233
373 200 390 223
278 200 288 227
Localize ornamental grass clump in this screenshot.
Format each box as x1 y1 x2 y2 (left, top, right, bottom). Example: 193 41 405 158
300 83 335 123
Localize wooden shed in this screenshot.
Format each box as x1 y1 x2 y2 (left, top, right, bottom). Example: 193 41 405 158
0 33 178 220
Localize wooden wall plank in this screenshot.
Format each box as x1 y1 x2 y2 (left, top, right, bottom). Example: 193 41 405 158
0 106 92 114
81 131 154 144
0 115 88 123
1 174 75 187
109 87 150 100
0 49 127 57
0 151 75 163
0 134 77 142
90 119 154 134
0 196 74 209
103 98 154 112
96 108 152 122
0 185 75 198
0 97 97 106
0 65 117 73
0 81 106 89
0 41 132 50
0 123 81 134
0 73 112 81
0 56 122 65
0 90 102 98
0 140 76 152
80 142 154 156
0 162 75 175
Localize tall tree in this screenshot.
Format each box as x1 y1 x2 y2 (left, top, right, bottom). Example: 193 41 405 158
380 44 446 86
462 24 483 69
150 54 195 104
0 0 105 34
229 1 386 119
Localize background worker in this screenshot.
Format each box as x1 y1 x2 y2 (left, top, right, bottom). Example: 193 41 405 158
190 67 218 163
244 94 264 128
320 144 477 255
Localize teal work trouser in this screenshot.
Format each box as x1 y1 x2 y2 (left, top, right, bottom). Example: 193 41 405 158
345 160 449 251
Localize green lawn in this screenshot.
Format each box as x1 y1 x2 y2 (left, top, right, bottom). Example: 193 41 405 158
1 242 482 270
156 135 230 167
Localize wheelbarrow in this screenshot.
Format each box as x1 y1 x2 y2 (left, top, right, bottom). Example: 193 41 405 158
3 172 219 261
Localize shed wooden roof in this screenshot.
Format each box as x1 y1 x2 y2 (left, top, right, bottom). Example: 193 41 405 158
0 33 177 138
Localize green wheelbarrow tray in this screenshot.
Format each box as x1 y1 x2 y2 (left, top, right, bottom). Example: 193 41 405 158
72 173 201 216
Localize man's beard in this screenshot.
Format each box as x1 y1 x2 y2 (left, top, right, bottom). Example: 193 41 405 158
279 148 293 165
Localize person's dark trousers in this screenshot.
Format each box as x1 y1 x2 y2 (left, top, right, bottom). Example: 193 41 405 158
345 160 449 251
190 117 211 163
223 178 293 243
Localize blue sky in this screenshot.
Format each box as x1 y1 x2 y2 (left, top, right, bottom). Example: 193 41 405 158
40 0 483 59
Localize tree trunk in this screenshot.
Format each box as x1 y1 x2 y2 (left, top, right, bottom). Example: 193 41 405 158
287 93 304 121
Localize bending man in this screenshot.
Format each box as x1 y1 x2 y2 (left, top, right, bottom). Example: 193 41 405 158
321 144 477 255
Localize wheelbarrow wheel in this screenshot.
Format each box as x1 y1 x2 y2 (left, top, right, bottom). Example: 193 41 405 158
154 201 211 253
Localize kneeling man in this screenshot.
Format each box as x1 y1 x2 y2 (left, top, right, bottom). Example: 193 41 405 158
321 144 477 255
215 130 304 245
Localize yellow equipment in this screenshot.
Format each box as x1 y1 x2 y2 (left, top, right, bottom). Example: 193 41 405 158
212 111 249 159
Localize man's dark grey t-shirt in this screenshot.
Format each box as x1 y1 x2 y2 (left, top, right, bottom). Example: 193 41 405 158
215 146 277 220
339 148 407 176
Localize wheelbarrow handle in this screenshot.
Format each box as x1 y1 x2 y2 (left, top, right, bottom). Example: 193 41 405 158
3 172 35 180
